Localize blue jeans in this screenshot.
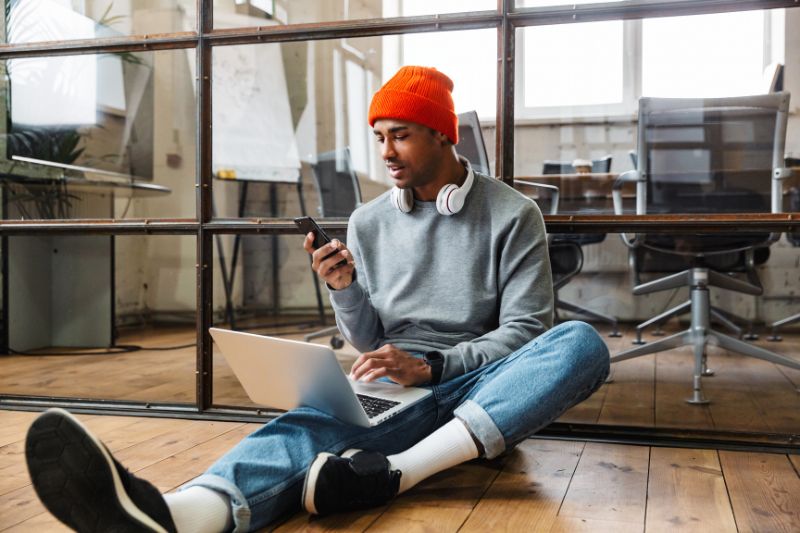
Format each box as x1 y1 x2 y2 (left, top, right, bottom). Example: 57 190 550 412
183 321 609 532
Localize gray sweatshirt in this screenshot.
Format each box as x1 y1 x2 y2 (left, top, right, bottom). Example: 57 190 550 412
329 172 554 382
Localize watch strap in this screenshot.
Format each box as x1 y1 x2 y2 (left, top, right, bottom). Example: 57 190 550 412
423 351 444 384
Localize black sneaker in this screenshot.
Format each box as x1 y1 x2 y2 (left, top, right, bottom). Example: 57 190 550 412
301 450 401 516
25 408 177 533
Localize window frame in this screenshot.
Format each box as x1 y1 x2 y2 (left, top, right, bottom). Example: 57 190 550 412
514 9 783 122
0 0 798 449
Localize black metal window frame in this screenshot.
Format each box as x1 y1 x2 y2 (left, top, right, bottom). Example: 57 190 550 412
0 0 799 451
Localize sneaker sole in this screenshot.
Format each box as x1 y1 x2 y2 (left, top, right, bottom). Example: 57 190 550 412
25 408 169 533
301 452 335 515
341 449 361 459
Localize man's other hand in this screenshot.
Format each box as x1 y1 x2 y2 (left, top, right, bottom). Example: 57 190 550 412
303 234 355 291
349 344 433 386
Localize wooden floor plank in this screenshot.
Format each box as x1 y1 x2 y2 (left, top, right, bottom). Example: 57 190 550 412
645 447 736 532
112 419 243 473
139 424 260 493
0 485 47 531
789 454 800 478
719 450 800 533
701 347 776 434
653 350 715 429
460 439 584 532
0 411 37 448
366 460 504 531
2 510 67 532
556 442 649 527
273 504 383 532
599 354 655 427
549 516 643 532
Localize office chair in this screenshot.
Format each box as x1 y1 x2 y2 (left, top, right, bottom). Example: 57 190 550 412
627 145 766 342
456 111 491 175
541 156 620 336
611 92 800 404
304 148 363 348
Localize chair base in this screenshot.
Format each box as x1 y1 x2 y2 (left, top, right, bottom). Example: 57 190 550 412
633 300 754 344
304 326 344 349
767 311 800 342
612 268 800 404
556 299 620 337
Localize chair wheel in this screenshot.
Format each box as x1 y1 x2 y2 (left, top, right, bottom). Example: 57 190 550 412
330 336 345 349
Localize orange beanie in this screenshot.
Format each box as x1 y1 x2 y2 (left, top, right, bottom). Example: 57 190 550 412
368 66 458 144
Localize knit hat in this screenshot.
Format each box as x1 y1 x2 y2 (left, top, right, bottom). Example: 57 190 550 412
368 66 458 144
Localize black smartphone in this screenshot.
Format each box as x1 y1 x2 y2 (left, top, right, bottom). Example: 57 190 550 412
294 216 332 249
294 216 347 266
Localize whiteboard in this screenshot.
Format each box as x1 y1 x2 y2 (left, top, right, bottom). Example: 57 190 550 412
186 14 301 183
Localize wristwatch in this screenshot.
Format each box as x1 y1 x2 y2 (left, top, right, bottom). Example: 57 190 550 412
423 351 445 384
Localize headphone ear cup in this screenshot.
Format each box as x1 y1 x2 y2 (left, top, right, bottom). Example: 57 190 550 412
436 183 461 216
391 187 414 213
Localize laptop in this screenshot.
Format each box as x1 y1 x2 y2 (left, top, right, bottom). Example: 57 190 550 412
209 328 432 428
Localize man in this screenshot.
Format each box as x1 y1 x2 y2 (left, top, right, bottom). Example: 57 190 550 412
24 66 609 533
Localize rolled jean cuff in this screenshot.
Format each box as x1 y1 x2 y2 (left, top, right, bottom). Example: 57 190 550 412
180 473 251 533
454 399 506 459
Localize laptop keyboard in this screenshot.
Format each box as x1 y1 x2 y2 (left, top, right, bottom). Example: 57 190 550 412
356 394 400 419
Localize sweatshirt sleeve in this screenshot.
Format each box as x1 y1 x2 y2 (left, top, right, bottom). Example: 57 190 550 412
327 217 385 352
438 203 554 381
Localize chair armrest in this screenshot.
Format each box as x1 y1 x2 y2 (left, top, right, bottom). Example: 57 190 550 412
611 169 641 215
516 181 560 215
774 167 793 180
612 170 642 248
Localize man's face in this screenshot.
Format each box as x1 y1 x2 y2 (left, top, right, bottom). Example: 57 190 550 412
372 118 445 190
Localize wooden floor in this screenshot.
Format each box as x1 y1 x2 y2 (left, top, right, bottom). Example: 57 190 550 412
1 321 798 434
1 409 799 532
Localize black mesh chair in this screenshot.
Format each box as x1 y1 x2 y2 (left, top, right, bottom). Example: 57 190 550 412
542 156 620 336
304 148 363 348
611 93 800 404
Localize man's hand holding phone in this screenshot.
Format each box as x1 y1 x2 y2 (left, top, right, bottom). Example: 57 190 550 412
297 217 355 290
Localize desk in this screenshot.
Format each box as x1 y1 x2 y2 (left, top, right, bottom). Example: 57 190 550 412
1 174 171 351
517 169 800 215
515 173 635 214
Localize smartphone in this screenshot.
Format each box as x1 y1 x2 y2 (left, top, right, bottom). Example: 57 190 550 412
294 216 347 266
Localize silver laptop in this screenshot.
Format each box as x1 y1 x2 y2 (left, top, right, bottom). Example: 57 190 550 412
209 328 432 427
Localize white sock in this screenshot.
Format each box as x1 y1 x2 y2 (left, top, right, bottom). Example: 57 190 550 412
387 418 480 494
164 486 233 533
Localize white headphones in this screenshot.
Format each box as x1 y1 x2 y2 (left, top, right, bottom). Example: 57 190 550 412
391 158 475 216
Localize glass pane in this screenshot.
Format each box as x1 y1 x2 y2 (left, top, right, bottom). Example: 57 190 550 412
3 0 196 44
0 235 196 405
1 49 196 220
508 230 800 434
522 20 623 108
213 0 495 29
212 233 351 408
643 11 768 98
211 29 497 219
513 7 798 219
